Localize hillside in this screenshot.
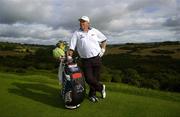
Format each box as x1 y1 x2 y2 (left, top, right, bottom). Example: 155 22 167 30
0 71 180 117
106 42 180 59
0 41 180 92
102 42 180 92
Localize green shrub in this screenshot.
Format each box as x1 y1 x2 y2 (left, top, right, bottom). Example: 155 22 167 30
141 79 160 89
152 49 175 54
122 68 142 87
110 70 123 83
27 66 36 71
15 68 26 73
100 72 112 82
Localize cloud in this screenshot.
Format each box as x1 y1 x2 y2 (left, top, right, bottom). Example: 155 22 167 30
0 0 53 24
108 29 177 44
106 17 166 32
0 0 179 45
127 0 176 11
164 16 180 27
0 23 71 45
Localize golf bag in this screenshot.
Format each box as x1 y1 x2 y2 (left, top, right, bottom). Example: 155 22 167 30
60 58 86 108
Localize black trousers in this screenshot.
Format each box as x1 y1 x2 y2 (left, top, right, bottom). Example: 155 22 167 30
82 55 103 97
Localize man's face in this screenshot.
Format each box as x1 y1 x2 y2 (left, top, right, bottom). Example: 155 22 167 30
79 20 89 31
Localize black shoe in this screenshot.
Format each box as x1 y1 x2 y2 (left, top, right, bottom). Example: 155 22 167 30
89 96 99 102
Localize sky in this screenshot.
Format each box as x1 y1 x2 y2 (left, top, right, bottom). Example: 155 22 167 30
0 0 179 45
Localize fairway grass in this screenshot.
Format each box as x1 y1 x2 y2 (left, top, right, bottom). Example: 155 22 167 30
0 72 180 117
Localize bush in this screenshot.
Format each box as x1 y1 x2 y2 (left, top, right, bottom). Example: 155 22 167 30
141 79 160 89
15 68 26 73
100 72 112 82
122 68 142 87
110 70 123 83
27 66 36 71
152 49 175 54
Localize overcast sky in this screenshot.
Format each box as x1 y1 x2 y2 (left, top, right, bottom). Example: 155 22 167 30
0 0 179 45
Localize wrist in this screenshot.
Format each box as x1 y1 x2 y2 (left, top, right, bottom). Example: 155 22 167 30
101 48 105 52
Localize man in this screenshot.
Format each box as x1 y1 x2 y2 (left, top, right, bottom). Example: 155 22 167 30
68 16 107 102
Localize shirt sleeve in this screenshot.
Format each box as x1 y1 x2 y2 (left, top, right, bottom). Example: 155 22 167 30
69 31 78 51
94 28 107 42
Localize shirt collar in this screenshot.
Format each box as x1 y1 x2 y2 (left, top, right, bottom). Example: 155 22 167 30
79 27 92 31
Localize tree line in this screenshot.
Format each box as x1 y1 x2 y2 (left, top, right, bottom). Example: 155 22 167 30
0 41 180 92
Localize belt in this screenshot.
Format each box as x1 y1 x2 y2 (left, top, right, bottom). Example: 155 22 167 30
81 54 99 60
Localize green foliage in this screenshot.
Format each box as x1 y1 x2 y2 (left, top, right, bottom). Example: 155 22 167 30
141 79 160 89
122 68 142 87
0 42 16 50
110 70 123 82
152 49 175 54
100 65 112 82
0 41 180 92
152 71 180 92
103 42 180 92
100 72 112 82
100 65 124 82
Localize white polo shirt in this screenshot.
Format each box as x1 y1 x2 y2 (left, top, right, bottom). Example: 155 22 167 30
69 27 107 58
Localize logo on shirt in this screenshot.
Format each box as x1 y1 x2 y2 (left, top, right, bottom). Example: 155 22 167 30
80 35 85 39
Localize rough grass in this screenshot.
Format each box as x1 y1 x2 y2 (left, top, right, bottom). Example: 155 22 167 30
106 44 180 59
0 71 180 117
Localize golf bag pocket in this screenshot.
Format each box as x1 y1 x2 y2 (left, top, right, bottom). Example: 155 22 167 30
71 73 82 79
65 91 72 103
68 64 80 73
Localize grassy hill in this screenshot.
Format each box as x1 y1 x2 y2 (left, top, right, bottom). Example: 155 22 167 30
102 42 180 92
0 71 180 117
106 42 180 59
0 41 180 92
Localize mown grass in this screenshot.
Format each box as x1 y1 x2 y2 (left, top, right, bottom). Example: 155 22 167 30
0 71 180 117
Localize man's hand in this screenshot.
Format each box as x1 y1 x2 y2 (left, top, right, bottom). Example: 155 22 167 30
67 49 74 57
99 48 105 57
